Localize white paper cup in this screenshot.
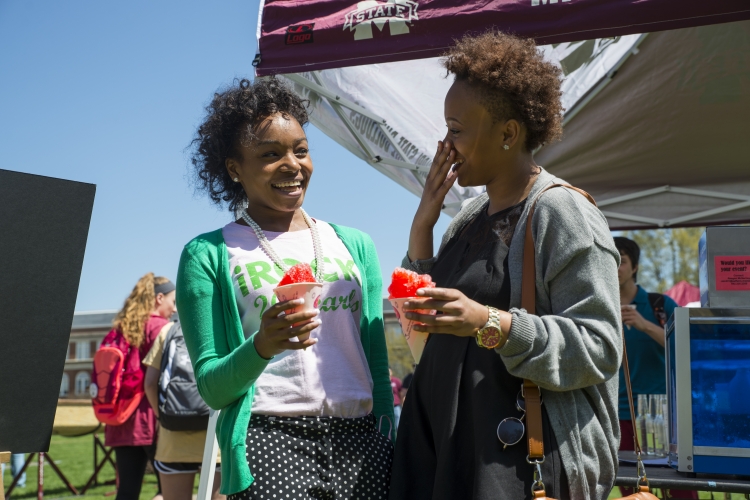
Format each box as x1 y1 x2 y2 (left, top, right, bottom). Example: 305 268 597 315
621 304 636 331
389 297 435 363
273 283 323 342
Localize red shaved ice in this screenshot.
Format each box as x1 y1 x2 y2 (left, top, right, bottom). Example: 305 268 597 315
388 267 435 299
278 263 317 287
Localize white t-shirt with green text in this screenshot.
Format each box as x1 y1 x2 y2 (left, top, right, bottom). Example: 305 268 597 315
223 220 373 418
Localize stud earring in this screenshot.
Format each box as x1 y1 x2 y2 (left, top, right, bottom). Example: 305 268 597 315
503 145 510 150
233 177 239 182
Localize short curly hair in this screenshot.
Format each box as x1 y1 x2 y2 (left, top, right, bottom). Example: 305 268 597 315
442 31 563 151
190 77 309 213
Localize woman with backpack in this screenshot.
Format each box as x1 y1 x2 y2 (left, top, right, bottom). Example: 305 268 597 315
176 78 394 500
100 273 177 500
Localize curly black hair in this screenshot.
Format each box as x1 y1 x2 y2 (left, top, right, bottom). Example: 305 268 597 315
443 31 564 151
190 77 309 212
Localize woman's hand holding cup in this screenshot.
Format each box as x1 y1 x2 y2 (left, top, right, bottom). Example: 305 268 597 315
254 299 320 359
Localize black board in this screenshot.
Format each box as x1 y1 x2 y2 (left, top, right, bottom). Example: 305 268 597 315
0 169 95 452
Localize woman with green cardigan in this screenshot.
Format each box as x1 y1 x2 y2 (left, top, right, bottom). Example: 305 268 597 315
176 78 394 500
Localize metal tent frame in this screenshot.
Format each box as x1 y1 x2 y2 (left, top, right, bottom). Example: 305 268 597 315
282 71 470 213
279 31 750 228
284 70 750 227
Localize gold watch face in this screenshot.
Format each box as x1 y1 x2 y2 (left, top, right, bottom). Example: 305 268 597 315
478 326 501 349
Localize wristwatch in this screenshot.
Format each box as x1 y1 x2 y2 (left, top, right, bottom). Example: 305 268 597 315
476 306 503 349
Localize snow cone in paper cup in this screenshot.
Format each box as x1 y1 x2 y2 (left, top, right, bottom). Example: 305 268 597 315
388 268 436 363
273 263 322 342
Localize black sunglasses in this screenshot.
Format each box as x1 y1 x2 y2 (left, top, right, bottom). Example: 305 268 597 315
496 390 536 449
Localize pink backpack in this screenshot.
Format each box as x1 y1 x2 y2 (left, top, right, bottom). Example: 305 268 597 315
91 329 144 425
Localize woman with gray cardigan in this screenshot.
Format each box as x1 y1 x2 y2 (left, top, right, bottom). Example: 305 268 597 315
389 32 622 500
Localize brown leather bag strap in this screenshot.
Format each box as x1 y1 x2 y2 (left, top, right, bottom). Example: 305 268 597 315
522 183 597 462
522 183 656 498
524 380 545 459
522 184 597 316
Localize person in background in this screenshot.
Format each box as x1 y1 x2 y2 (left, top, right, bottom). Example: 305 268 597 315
1 453 26 489
105 273 176 500
143 323 225 500
614 237 695 499
390 369 402 429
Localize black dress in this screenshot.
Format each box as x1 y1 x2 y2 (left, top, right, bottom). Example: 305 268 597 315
389 201 569 500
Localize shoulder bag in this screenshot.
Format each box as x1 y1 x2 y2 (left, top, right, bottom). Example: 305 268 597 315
521 184 658 500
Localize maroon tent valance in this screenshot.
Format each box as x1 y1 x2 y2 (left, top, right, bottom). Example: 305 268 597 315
255 0 750 76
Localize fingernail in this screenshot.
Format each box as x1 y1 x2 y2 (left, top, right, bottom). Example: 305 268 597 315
405 313 413 319
294 299 305 304
416 289 425 296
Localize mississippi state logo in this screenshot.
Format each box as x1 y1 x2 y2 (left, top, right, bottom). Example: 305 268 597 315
344 0 418 40
286 23 315 45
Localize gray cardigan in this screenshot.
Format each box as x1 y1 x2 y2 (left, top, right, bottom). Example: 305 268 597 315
404 169 622 500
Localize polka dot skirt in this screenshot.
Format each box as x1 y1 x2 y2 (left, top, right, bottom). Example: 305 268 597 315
229 413 394 500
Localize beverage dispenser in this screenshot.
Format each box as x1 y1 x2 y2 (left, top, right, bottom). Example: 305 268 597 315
666 226 750 476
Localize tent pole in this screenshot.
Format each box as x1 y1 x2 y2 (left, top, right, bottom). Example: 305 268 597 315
599 210 666 227
377 157 430 174
305 72 433 191
284 73 387 124
598 185 750 208
667 186 750 202
285 71 460 207
307 71 422 168
597 185 750 226
312 85 423 194
597 185 669 207
667 200 750 226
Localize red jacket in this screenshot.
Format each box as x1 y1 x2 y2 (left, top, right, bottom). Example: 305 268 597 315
103 314 168 447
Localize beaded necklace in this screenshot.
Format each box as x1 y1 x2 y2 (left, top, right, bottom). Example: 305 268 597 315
240 208 323 283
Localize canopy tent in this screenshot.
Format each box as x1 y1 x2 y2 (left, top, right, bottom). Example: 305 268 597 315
666 281 701 307
256 2 750 228
254 0 750 75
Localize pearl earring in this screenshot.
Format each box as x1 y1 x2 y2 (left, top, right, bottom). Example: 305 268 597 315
503 145 510 150
233 177 239 182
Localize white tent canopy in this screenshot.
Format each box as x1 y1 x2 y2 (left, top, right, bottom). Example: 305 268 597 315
280 20 750 228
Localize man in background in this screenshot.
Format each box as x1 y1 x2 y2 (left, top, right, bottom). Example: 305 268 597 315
614 237 695 499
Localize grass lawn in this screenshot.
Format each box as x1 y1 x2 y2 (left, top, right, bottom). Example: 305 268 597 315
4 435 745 500
2 434 178 500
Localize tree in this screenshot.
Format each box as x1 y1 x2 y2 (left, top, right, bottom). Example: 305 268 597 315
621 227 704 293
671 227 703 286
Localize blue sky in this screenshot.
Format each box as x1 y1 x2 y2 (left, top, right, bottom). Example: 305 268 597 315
0 1 451 311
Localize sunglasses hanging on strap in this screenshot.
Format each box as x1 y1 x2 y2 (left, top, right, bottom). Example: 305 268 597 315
497 390 530 449
521 184 658 500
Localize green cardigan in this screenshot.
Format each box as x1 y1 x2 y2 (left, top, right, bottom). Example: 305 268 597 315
175 224 394 495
